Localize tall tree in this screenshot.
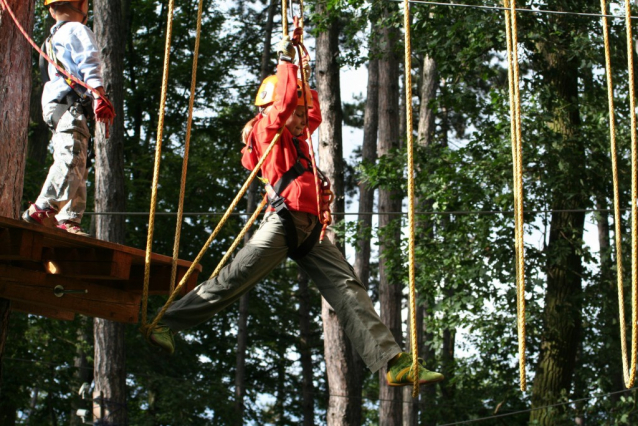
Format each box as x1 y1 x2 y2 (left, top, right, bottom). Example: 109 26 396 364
315 2 361 424
0 0 34 392
377 4 403 424
528 5 587 424
92 1 128 424
235 1 278 423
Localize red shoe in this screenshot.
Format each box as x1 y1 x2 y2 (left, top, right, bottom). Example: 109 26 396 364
57 221 90 237
22 203 58 228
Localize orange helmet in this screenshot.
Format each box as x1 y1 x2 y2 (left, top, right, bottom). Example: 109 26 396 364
255 75 313 108
44 0 69 5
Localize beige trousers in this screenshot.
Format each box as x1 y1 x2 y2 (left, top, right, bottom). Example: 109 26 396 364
162 211 401 373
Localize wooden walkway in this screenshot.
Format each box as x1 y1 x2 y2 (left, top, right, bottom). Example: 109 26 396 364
0 215 201 323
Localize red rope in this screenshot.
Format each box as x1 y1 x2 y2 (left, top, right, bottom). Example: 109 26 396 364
0 0 100 98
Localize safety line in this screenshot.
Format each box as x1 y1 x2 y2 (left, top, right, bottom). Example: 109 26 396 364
5 356 637 417
402 0 421 398
503 0 526 391
0 0 100 98
169 0 205 293
389 0 634 20
620 0 638 389
141 0 177 328
81 207 635 216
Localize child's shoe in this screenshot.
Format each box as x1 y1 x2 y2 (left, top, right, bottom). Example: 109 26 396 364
56 221 90 237
22 203 59 228
147 324 175 355
386 352 444 387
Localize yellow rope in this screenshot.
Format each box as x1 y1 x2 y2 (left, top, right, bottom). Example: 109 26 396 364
169 0 205 293
402 0 419 398
611 0 638 388
141 0 176 328
282 0 288 36
142 128 285 337
209 196 269 280
503 0 527 392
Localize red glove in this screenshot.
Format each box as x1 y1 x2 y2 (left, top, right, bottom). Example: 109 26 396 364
292 17 303 46
94 95 116 138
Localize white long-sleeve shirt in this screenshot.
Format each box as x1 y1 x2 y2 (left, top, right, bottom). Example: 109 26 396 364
41 21 103 109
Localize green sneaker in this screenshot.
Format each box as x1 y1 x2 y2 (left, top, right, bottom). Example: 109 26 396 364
148 324 175 355
386 352 444 387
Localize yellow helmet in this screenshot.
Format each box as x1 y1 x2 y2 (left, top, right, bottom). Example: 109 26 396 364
254 75 313 108
44 0 69 5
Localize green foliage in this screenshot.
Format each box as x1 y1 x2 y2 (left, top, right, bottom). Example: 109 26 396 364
10 0 638 424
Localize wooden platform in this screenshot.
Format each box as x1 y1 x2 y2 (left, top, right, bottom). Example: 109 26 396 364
0 215 201 323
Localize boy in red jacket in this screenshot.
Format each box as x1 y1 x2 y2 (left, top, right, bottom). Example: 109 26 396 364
148 35 443 388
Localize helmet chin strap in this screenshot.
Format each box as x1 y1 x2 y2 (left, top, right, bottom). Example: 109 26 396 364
65 1 88 24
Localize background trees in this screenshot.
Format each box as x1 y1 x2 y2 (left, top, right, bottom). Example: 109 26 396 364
2 0 638 424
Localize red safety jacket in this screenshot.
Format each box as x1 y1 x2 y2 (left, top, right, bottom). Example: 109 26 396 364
242 62 322 217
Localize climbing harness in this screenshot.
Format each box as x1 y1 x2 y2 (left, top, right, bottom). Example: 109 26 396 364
141 0 331 335
0 0 109 103
256 136 329 259
39 21 95 129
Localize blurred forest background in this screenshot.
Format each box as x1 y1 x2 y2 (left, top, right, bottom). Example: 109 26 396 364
1 0 637 424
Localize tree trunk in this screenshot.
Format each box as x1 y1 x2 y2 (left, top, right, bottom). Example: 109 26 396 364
415 54 440 426
354 57 378 293
92 1 128 425
595 197 624 399
353 55 379 423
377 5 403 424
530 25 585 425
0 0 34 393
315 5 360 425
297 267 315 426
70 318 94 426
235 3 278 423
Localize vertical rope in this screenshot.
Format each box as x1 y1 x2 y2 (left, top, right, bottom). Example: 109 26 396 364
209 196 269 280
282 0 288 35
621 0 638 388
503 0 527 392
141 0 176 328
169 0 205 292
143 129 285 335
402 0 419 399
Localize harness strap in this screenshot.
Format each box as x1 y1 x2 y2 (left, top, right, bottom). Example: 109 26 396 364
259 136 323 259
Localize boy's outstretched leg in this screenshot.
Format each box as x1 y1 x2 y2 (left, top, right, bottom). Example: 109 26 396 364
386 352 444 387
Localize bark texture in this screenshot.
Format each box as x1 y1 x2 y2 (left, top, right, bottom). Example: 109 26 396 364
92 1 128 425
316 5 361 425
354 58 378 289
0 0 34 395
377 5 404 423
530 17 585 424
297 268 316 426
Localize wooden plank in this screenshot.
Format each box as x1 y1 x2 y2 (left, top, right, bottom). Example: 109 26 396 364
0 265 140 323
10 300 76 321
41 248 132 280
0 227 43 261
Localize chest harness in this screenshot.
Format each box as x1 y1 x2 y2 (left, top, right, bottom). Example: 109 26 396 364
39 21 95 130
254 136 333 260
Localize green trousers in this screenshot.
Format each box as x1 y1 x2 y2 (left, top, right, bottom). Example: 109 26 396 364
162 211 401 373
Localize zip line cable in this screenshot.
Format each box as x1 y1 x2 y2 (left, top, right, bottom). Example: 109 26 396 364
4 356 637 418
81 207 636 217
389 0 635 20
